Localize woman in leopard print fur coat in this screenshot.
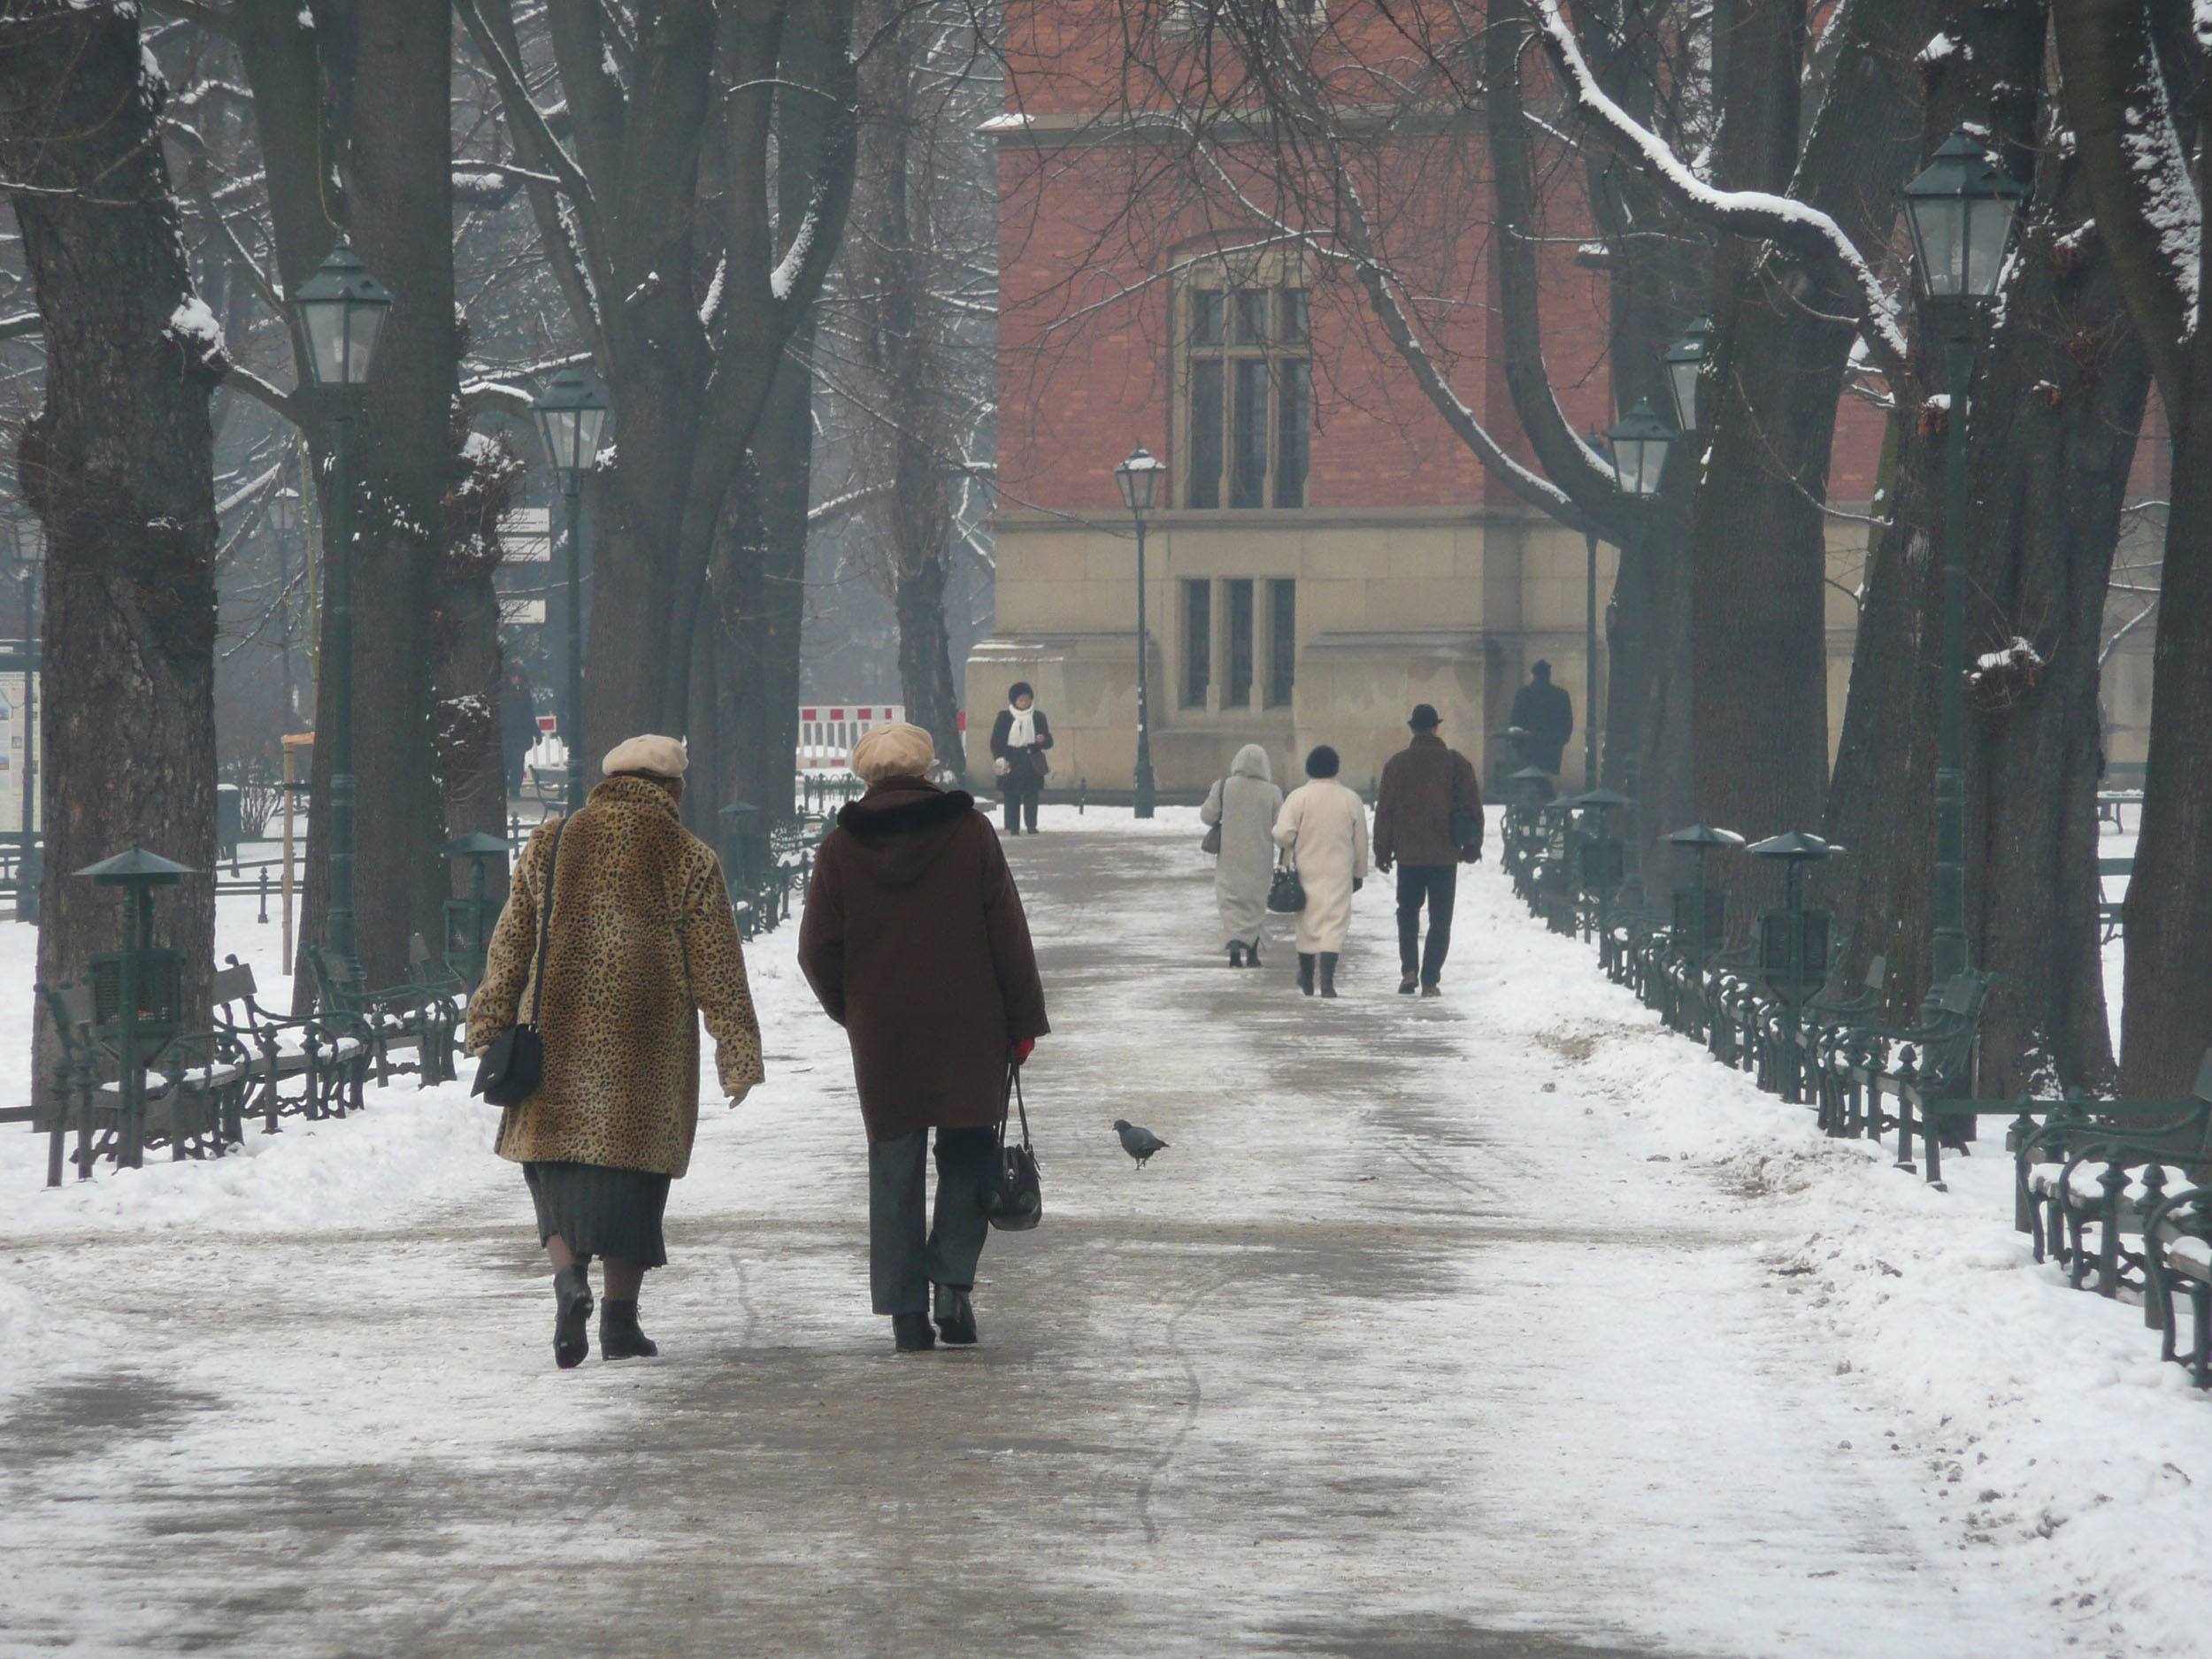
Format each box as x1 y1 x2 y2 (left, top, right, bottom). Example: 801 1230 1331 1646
470 741 764 1368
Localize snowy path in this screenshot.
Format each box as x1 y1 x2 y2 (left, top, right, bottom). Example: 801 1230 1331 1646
0 814 2188 1655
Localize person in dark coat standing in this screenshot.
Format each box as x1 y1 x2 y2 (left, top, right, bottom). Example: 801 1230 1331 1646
1372 704 1483 997
798 720 1050 1352
988 680 1054 835
1509 661 1575 776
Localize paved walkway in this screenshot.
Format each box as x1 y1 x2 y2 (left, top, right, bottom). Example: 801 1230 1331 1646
0 821 2047 1656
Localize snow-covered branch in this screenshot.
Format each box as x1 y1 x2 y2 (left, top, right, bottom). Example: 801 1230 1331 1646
1531 0 1911 377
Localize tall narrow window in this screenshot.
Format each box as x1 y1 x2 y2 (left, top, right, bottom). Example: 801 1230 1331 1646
1183 579 1211 708
1181 276 1311 509
1225 579 1255 708
1268 580 1296 707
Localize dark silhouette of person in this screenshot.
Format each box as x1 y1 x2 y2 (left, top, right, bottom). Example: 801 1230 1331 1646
1509 661 1575 776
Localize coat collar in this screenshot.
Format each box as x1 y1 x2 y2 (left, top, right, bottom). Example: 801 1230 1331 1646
588 774 682 820
838 775 977 836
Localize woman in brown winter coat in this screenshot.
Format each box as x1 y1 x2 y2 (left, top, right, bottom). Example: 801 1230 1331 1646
468 733 765 1370
798 721 1049 1352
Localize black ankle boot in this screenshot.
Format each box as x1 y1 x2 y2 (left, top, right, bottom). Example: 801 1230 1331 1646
1229 941 1245 968
1297 953 1316 995
893 1311 937 1351
1319 953 1340 998
1247 939 1263 967
934 1283 978 1346
552 1264 593 1371
600 1297 658 1360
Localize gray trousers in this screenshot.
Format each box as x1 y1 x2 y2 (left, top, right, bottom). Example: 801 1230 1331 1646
868 1126 996 1316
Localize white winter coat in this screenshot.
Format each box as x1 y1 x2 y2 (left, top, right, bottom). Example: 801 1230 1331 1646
1272 778 1370 954
1200 744 1285 949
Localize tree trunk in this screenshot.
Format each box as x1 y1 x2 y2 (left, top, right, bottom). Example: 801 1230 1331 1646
895 557 962 771
335 0 460 981
1688 0 1935 921
4 1 222 1111
2121 252 2212 1090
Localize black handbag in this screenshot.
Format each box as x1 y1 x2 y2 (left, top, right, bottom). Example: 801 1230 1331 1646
980 1060 1042 1231
1266 859 1306 913
471 818 564 1109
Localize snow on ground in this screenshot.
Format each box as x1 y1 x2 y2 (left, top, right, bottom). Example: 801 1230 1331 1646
0 804 2203 1656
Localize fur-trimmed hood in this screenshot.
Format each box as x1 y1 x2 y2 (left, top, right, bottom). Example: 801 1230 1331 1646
833 776 982 888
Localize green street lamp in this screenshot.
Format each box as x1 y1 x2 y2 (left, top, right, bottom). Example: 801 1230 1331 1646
269 485 302 725
1115 445 1165 819
1598 401 1674 810
1663 316 1714 434
1904 129 2024 985
8 517 42 924
533 365 609 813
292 240 390 967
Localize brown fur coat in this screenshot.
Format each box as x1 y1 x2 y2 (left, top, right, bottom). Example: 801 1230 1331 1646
466 776 765 1178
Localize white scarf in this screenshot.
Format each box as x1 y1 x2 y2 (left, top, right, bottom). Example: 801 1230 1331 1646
1006 704 1037 749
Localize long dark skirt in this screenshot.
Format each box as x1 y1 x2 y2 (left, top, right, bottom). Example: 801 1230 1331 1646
523 1161 672 1267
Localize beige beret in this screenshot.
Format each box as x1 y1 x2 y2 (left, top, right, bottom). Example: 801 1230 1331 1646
600 733 688 779
850 721 935 784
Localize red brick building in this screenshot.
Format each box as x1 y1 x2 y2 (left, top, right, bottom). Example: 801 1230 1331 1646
966 2 1900 795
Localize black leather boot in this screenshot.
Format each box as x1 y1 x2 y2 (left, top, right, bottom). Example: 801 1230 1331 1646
934 1283 979 1346
893 1311 937 1351
1229 941 1245 969
552 1264 593 1371
1297 954 1316 995
1319 953 1340 998
600 1298 658 1361
1246 939 1263 967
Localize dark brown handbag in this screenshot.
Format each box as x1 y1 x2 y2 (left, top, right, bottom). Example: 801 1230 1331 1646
979 1060 1042 1231
471 818 564 1109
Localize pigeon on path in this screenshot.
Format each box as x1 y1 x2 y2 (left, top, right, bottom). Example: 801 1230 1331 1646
1113 1119 1170 1169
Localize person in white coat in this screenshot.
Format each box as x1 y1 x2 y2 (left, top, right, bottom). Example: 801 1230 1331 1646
1200 743 1285 968
1271 745 1370 998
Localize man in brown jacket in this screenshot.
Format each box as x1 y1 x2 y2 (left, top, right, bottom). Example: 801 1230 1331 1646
798 722 1049 1352
1371 703 1483 997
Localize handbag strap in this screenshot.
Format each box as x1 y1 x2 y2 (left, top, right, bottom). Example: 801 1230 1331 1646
526 818 566 1029
1001 1059 1033 1153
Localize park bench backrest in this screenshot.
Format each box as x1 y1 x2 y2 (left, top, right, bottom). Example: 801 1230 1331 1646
210 964 255 1010
2098 857 2133 879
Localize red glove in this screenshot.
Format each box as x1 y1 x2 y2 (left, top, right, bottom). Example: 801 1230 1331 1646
1010 1038 1036 1066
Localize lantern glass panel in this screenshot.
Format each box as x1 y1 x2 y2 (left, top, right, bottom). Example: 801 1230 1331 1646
1907 195 1966 297
300 299 349 387
574 403 608 471
539 408 581 475
1667 357 1700 433
1965 195 2016 297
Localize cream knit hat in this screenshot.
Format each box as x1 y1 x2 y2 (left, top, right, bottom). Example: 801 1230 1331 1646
600 733 688 779
849 722 935 784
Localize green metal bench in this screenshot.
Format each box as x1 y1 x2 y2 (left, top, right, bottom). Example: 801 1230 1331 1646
305 943 457 1087
211 958 366 1128
2099 855 2131 942
2144 1183 2212 1387
2016 1052 2212 1301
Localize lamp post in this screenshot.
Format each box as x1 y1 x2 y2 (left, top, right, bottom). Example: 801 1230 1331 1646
1583 427 1602 791
533 365 610 812
292 240 391 965
1115 446 1164 818
10 518 42 922
1601 400 1674 819
1903 128 2024 985
269 484 301 725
